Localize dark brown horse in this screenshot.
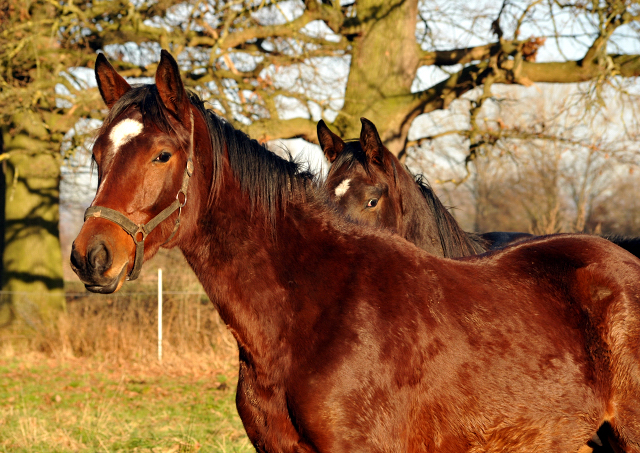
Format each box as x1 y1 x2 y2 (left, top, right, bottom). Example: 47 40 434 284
319 118 494 258
319 118 639 262
320 118 635 452
71 50 640 453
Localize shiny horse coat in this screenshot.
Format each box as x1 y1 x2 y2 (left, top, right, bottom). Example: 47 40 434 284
71 51 640 453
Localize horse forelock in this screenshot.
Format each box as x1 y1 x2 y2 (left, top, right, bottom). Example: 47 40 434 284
327 141 365 177
328 140 399 183
98 85 189 148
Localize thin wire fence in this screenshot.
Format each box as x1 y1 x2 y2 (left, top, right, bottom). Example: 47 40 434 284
0 287 238 366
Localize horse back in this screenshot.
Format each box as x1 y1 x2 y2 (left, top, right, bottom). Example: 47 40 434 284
481 234 640 353
477 234 640 439
519 234 640 449
285 234 640 452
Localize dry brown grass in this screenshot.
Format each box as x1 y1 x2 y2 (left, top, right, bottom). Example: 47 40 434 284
0 249 249 451
1 291 238 374
2 248 239 373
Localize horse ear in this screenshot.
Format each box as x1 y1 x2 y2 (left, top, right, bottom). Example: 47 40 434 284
317 120 345 163
359 118 385 165
95 53 131 109
155 49 190 121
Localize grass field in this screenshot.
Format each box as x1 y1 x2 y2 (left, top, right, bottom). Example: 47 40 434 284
0 354 252 452
1 251 257 452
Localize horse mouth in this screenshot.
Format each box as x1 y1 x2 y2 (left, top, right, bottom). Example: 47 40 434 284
84 264 128 294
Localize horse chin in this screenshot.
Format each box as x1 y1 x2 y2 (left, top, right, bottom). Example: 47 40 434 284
84 264 128 294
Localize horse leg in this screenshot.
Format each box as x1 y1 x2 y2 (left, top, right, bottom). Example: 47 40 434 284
608 299 640 453
588 422 625 453
607 361 640 451
236 357 316 453
609 404 640 453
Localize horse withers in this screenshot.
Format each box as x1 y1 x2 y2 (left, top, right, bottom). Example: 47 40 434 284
71 50 640 453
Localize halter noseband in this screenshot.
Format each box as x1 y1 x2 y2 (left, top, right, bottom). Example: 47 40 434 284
84 112 195 281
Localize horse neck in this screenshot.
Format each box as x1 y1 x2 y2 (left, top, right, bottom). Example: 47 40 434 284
398 187 446 257
175 156 349 365
412 179 488 258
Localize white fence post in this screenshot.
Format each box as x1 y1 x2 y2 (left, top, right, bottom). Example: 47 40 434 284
158 268 163 363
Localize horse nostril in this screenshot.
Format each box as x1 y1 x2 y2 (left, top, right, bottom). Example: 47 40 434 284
87 242 112 273
70 246 84 271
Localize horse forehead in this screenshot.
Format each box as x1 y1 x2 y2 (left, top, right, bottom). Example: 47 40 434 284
108 118 144 153
334 178 351 200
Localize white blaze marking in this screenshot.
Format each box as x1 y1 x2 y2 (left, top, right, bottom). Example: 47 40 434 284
109 119 143 153
334 178 351 200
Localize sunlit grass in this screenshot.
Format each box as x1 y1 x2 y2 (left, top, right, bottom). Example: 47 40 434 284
0 356 252 452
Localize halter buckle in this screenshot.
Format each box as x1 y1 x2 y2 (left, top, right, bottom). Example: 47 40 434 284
134 224 148 243
177 190 187 208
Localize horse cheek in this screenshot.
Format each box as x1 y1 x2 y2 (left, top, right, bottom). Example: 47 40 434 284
140 168 173 210
379 204 398 234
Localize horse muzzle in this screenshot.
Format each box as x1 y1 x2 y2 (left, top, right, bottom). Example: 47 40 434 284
70 224 133 294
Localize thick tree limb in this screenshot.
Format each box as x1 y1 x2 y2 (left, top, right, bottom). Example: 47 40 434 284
419 42 522 67
502 54 640 83
406 53 640 118
240 117 318 143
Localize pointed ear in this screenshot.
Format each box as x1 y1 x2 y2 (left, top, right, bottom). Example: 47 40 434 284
155 49 190 121
95 53 131 109
317 120 345 163
359 118 385 165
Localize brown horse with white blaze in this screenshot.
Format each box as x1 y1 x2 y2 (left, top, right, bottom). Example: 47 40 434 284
71 50 640 453
319 118 534 258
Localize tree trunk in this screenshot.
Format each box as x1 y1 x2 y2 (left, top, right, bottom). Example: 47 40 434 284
334 0 420 153
0 112 65 329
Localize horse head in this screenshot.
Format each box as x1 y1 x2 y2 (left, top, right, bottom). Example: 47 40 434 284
320 118 449 255
320 118 408 236
71 50 202 293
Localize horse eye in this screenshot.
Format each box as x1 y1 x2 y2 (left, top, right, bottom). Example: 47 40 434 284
367 198 378 208
154 151 172 163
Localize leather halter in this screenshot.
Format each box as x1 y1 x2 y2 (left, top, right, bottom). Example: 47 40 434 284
84 112 195 281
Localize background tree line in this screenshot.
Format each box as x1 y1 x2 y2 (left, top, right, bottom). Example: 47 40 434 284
1 0 639 328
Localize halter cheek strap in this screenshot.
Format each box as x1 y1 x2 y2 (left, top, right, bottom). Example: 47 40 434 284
84 112 195 281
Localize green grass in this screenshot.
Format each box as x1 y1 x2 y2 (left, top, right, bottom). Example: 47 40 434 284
0 357 252 452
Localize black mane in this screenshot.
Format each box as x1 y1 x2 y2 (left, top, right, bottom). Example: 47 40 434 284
189 94 315 220
102 85 315 222
414 175 488 257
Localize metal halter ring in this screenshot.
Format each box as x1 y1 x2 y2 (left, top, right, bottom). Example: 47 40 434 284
177 190 187 208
